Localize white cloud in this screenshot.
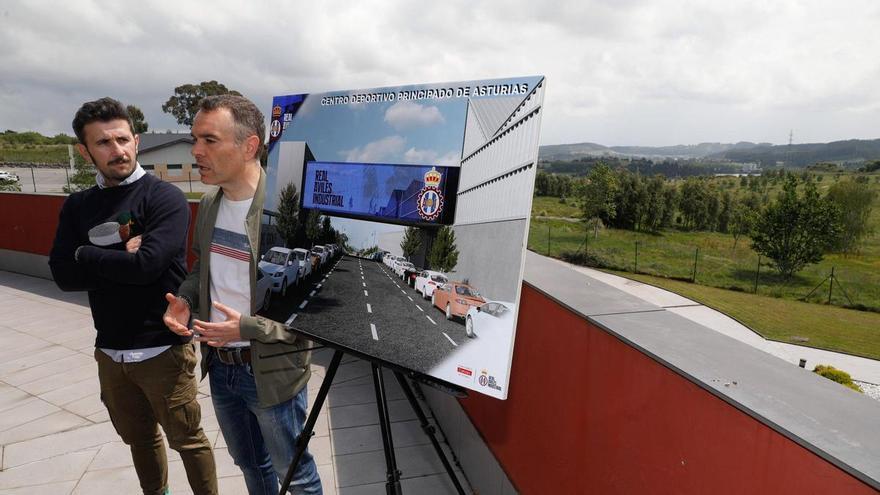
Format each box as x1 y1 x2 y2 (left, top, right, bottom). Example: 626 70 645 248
383 101 444 130
0 0 878 145
403 148 459 166
341 135 405 162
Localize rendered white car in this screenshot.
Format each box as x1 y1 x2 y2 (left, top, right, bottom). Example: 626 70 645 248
255 267 272 312
394 261 414 279
464 300 515 339
258 247 299 296
414 271 448 300
312 245 329 266
292 248 312 280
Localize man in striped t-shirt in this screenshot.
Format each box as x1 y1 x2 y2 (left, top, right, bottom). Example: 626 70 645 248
164 95 322 494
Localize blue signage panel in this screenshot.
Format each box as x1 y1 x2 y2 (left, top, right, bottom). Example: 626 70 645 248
301 161 458 226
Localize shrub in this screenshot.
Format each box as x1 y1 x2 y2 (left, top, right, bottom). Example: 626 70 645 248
560 250 609 268
813 365 862 393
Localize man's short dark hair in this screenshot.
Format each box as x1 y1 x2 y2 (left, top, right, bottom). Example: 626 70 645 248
199 94 266 159
72 97 134 144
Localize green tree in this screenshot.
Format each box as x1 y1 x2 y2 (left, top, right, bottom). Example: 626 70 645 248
400 226 422 260
678 178 711 230
577 163 618 236
126 105 149 134
162 81 242 127
717 190 733 233
64 161 96 193
729 199 756 251
0 175 21 192
305 209 322 247
275 182 299 248
428 226 459 273
751 176 842 278
643 175 667 232
826 179 875 254
321 216 333 244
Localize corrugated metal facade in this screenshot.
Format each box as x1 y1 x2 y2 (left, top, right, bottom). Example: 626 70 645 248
455 80 545 225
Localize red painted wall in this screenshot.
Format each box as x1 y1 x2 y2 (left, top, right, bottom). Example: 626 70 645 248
0 193 199 268
459 284 877 494
0 194 65 255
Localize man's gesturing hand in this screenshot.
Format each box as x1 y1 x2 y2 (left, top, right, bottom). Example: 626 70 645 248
163 293 192 337
192 301 243 347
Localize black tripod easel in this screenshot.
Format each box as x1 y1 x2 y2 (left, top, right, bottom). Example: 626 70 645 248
278 348 468 495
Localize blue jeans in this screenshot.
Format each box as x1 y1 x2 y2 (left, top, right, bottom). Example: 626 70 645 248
209 359 322 495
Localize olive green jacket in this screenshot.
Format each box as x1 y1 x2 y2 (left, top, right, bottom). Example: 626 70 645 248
177 167 311 407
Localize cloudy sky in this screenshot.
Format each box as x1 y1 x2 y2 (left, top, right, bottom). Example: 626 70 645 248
1 0 878 146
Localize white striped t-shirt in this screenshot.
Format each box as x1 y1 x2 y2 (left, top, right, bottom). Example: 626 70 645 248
209 196 253 348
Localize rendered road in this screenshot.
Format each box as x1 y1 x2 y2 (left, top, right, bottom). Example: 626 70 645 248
264 255 473 375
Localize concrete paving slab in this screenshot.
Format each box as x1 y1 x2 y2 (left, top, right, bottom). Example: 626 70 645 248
0 271 471 494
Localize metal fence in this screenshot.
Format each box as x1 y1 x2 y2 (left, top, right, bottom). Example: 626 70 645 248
0 166 212 194
535 220 879 311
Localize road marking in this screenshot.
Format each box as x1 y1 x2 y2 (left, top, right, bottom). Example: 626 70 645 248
416 305 424 312
442 333 458 347
367 303 372 313
426 315 436 325
370 323 378 340
400 289 406 294
309 290 316 297
364 290 369 296
363 282 367 287
285 313 297 325
407 296 413 302
316 284 322 289
299 300 308 309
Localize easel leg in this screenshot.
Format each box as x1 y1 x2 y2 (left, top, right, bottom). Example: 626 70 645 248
394 372 467 495
279 350 343 495
373 363 403 495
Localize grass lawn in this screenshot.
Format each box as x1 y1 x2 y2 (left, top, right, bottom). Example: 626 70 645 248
615 270 880 361
531 195 581 218
0 144 73 163
528 208 880 311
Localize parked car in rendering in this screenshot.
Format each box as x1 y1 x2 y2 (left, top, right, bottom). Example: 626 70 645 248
402 265 422 287
292 248 312 281
432 282 486 321
394 261 415 279
414 271 448 300
464 300 514 338
258 247 299 297
312 245 329 266
255 267 273 312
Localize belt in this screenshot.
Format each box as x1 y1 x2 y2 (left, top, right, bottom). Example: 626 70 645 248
215 347 251 365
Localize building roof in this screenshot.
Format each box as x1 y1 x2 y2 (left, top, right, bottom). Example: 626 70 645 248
138 132 193 153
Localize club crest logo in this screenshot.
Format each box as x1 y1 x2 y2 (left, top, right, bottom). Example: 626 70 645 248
272 105 282 118
270 119 282 138
417 167 444 221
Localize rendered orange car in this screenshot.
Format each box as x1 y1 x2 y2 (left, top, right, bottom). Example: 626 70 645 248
432 282 486 321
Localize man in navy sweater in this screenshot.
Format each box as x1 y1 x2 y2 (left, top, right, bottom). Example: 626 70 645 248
48 97 217 495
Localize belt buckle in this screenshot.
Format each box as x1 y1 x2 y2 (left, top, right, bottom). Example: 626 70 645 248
219 347 242 365
231 348 244 366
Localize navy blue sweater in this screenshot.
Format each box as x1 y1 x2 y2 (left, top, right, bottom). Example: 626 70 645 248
49 174 191 349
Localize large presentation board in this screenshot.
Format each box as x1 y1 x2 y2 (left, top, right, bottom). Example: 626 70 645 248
261 76 545 399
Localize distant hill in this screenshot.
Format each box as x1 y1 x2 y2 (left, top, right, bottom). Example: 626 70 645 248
539 139 880 167
709 139 880 167
539 141 767 161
